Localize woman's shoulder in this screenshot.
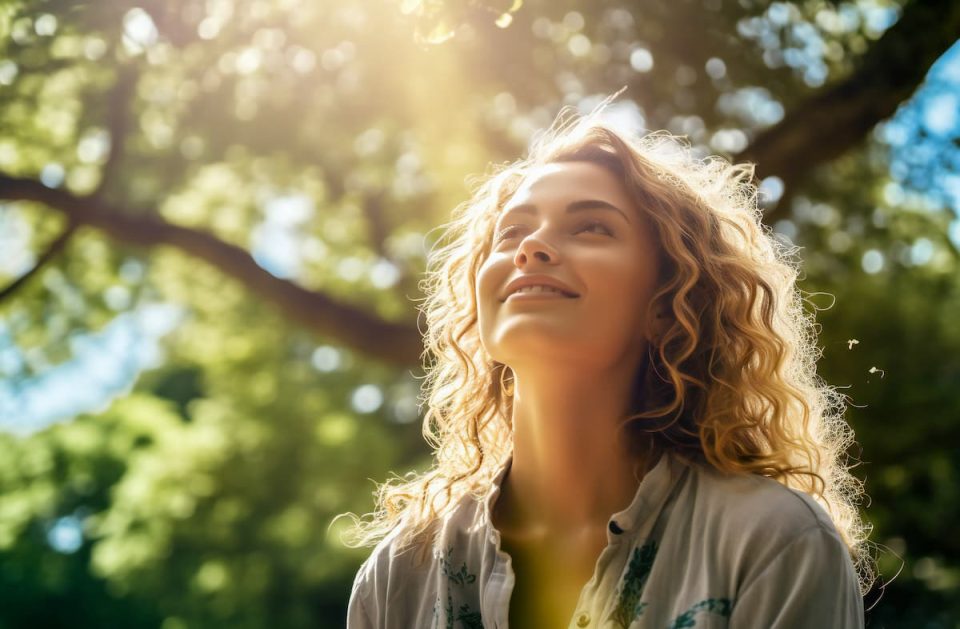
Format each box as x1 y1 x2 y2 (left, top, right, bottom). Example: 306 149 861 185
350 490 485 593
348 518 436 626
680 458 842 543
674 459 858 600
348 492 487 627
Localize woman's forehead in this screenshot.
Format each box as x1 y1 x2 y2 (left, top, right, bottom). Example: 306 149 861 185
502 161 635 215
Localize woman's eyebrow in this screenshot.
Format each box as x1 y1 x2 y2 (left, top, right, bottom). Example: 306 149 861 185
500 199 631 224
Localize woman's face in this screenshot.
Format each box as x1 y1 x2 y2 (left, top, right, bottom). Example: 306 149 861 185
476 160 664 372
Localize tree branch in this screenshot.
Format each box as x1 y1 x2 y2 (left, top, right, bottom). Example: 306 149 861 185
0 174 423 368
736 0 960 222
0 220 79 303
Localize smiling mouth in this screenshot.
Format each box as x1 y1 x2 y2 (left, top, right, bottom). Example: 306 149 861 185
504 289 579 302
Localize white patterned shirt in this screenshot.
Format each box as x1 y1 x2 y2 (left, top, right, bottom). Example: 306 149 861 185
347 452 864 629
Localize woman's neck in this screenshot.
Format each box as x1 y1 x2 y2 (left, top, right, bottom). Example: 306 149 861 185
492 367 648 539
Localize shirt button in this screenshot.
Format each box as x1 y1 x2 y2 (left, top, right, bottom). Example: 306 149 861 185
576 612 591 627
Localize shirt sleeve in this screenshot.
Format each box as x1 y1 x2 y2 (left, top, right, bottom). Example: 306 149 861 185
346 561 377 629
729 525 864 629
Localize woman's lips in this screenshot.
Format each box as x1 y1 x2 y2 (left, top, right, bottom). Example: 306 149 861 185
504 291 578 302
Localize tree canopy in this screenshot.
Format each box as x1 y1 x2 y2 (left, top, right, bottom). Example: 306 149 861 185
0 0 958 626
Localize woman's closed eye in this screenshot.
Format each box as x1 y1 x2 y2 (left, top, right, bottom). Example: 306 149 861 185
495 220 613 242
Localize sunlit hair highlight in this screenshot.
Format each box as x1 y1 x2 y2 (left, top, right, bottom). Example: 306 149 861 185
340 102 873 592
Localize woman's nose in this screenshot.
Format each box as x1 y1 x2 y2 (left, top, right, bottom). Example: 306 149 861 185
513 232 559 266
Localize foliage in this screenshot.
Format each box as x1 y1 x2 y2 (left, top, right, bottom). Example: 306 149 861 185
0 0 957 626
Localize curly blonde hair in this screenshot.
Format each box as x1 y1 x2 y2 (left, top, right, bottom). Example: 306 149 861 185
341 104 872 592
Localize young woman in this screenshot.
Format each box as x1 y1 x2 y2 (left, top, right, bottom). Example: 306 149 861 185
343 106 870 628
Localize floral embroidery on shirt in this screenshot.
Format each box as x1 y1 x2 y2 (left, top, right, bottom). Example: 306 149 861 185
609 540 658 628
453 600 484 629
441 545 478 586
432 546 484 629
609 541 733 629
666 597 734 629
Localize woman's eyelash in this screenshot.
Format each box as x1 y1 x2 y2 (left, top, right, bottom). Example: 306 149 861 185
579 220 613 235
495 221 612 241
495 225 522 240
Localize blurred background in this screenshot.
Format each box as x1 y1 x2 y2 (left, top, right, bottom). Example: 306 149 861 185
0 0 957 626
